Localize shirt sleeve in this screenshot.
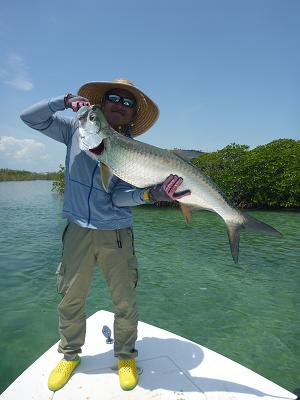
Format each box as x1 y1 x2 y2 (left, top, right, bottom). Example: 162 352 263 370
20 95 75 145
111 178 150 207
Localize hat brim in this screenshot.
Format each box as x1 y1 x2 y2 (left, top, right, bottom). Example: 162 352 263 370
77 81 159 136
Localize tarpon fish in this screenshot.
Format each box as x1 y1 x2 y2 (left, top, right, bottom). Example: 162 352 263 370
77 105 282 263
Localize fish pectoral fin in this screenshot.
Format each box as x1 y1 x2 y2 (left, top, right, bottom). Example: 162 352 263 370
180 204 192 225
100 162 114 192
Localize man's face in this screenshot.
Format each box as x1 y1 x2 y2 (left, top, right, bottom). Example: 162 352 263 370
101 89 136 131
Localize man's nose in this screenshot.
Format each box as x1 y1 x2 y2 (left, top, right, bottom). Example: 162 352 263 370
112 102 126 112
115 101 125 109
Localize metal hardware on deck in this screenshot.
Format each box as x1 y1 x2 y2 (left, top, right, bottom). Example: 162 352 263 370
102 325 114 344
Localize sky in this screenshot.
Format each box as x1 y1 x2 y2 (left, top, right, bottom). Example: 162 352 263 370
0 0 299 172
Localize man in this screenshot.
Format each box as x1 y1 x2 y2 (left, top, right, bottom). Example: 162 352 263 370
20 78 190 392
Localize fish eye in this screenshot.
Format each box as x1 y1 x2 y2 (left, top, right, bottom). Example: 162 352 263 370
89 113 96 121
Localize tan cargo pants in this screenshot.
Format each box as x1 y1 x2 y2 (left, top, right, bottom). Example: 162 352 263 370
56 222 139 359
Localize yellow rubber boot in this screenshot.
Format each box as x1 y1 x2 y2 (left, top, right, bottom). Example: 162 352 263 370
48 356 80 391
118 359 139 391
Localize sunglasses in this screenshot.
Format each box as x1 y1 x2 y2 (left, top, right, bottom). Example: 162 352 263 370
104 93 136 109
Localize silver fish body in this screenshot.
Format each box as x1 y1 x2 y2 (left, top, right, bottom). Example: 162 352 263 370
103 134 238 219
78 105 282 263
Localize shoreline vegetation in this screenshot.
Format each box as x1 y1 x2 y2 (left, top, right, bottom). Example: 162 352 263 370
1 139 299 209
0 169 58 181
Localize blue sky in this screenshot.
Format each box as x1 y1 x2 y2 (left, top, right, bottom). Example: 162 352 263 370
0 0 299 172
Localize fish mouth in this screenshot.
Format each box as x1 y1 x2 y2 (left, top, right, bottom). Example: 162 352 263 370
89 141 105 155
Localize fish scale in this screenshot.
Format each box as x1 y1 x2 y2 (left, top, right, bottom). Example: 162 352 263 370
78 106 282 263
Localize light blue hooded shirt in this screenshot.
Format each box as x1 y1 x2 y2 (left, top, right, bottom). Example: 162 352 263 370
20 95 147 230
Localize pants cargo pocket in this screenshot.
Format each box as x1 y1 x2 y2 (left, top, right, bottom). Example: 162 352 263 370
129 257 139 289
133 266 138 288
56 262 66 295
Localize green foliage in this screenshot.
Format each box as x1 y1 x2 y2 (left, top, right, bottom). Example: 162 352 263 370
193 143 250 207
193 139 300 209
51 164 65 195
0 169 57 181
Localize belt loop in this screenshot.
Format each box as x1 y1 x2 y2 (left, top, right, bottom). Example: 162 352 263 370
115 229 122 248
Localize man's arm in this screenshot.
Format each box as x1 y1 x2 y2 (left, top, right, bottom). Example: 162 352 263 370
20 95 75 145
111 179 149 207
111 175 191 207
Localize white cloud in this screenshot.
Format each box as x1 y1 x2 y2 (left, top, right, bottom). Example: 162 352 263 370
0 53 33 91
0 136 45 161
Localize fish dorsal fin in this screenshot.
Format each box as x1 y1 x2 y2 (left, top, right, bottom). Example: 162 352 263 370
171 149 203 162
100 163 114 192
180 204 192 225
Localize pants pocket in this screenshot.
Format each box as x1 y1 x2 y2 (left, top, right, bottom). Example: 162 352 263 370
133 266 138 288
126 227 135 255
129 256 139 289
56 262 66 295
62 222 71 244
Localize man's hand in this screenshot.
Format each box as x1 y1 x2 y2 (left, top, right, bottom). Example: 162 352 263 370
64 93 90 112
148 174 191 202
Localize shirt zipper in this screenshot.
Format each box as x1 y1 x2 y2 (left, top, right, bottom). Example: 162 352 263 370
87 164 99 226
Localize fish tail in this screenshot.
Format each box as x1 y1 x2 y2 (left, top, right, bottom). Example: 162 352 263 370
226 214 282 264
243 214 282 238
226 223 241 264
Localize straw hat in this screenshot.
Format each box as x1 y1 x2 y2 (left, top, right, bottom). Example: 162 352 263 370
77 78 159 136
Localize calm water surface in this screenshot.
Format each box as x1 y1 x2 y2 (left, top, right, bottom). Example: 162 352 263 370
0 181 299 394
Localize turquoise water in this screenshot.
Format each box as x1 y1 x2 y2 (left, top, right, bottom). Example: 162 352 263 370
0 181 299 394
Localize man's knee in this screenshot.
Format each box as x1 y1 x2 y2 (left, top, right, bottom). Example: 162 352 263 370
58 297 85 320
